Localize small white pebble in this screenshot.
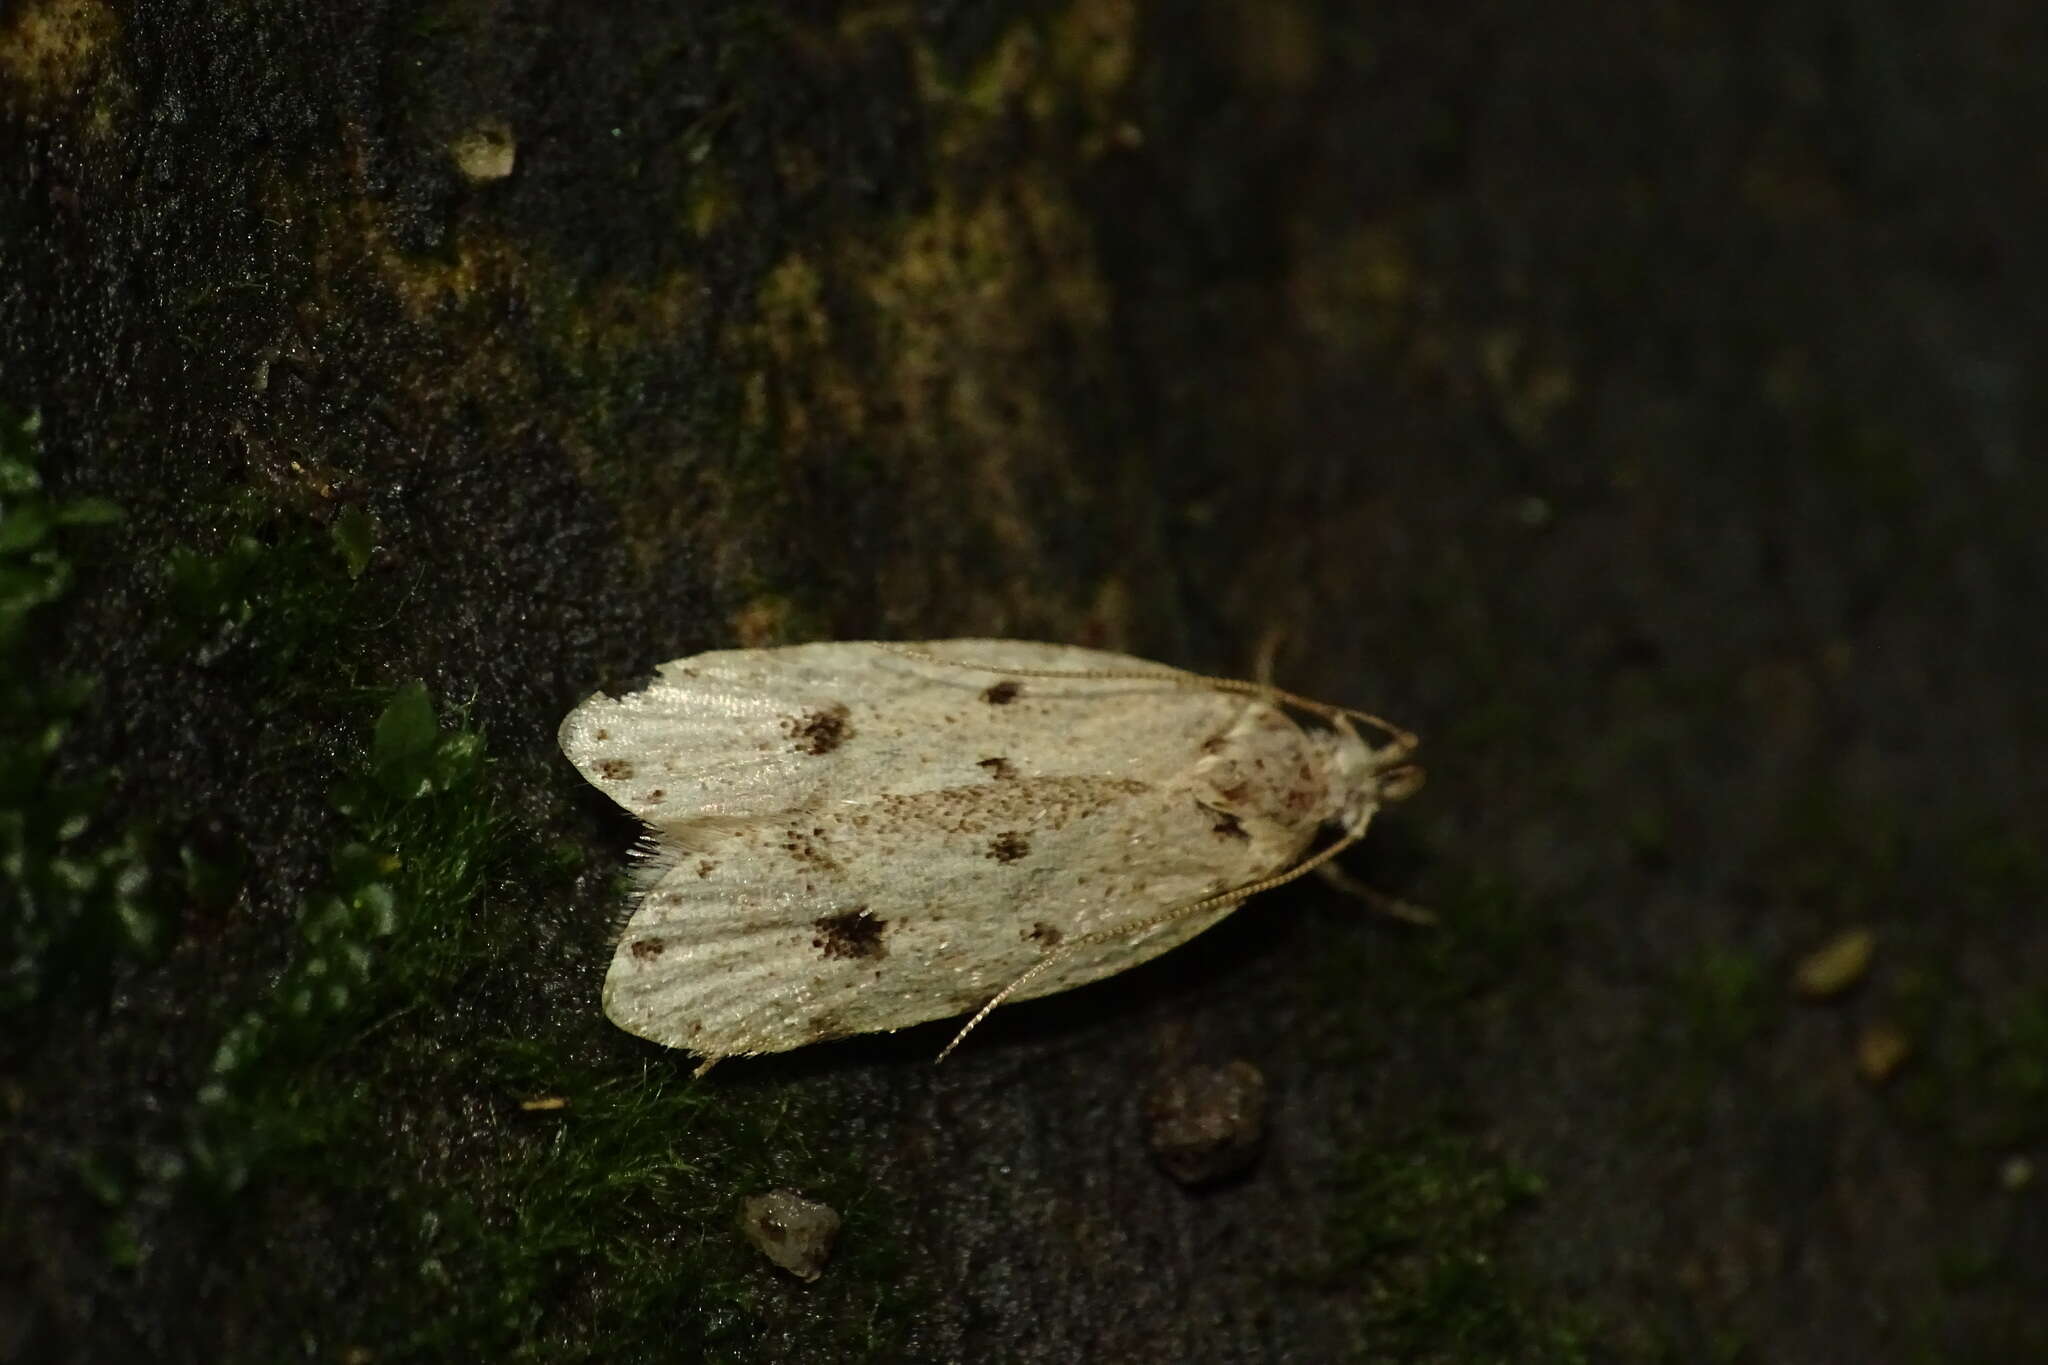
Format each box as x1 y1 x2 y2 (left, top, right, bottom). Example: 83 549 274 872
738 1190 841 1281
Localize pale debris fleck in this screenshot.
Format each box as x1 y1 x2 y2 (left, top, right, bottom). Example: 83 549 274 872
1793 927 1876 1000
1855 1020 1910 1083
449 119 516 182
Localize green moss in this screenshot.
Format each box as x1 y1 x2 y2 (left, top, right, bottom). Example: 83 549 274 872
1308 1130 1595 1364
1809 407 1924 522
0 403 178 1022
1308 859 1559 1046
184 682 497 1197
385 1050 910 1363
1887 968 2048 1152
1755 783 1906 916
1622 945 1778 1134
1404 869 1558 1010
1675 947 1772 1064
139 684 914 1358
161 488 370 684
329 504 379 579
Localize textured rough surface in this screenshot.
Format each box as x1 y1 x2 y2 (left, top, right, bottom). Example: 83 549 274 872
4 1 2046 1362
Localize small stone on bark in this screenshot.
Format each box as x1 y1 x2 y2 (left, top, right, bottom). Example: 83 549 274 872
738 1189 841 1281
1145 1060 1268 1185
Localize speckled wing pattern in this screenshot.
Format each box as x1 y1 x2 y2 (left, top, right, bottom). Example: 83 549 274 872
559 640 1341 1063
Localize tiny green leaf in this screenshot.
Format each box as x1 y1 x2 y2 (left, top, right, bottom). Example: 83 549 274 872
0 499 52 554
431 730 485 789
372 683 440 798
330 841 389 889
0 459 39 496
330 505 376 579
53 497 125 528
351 882 399 937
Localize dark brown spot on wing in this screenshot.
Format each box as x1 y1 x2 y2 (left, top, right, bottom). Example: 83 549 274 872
812 908 888 960
629 938 665 961
1027 922 1063 948
981 680 1021 705
987 831 1031 863
1210 810 1249 840
596 757 634 780
781 827 838 871
785 703 853 756
977 756 1015 780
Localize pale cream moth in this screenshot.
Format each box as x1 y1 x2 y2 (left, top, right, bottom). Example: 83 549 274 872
558 640 1421 1073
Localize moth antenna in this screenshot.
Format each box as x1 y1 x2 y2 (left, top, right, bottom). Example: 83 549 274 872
934 829 1368 1064
936 949 1071 1064
1064 828 1365 948
878 643 1416 751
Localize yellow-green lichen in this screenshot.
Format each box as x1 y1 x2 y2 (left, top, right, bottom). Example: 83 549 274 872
0 0 119 107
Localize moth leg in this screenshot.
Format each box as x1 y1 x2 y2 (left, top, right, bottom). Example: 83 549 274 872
1313 859 1436 926
692 1054 723 1079
1252 624 1289 689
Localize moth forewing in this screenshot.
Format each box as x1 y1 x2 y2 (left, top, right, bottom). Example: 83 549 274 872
559 640 1419 1070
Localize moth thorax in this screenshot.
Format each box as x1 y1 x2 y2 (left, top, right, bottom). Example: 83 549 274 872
1192 704 1335 833
1309 724 1386 837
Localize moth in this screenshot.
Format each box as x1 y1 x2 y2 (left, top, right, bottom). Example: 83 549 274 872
559 640 1421 1072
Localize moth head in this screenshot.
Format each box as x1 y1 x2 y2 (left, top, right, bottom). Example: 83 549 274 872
1320 716 1423 838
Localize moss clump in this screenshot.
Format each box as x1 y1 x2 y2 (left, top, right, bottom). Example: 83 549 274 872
160 487 373 683
183 681 493 1196
146 683 911 1360
0 404 169 1024
1312 1130 1595 1364
1675 946 1772 1065
387 1047 912 1363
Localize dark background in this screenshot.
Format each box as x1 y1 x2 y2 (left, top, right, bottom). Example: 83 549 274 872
4 2 2043 1361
